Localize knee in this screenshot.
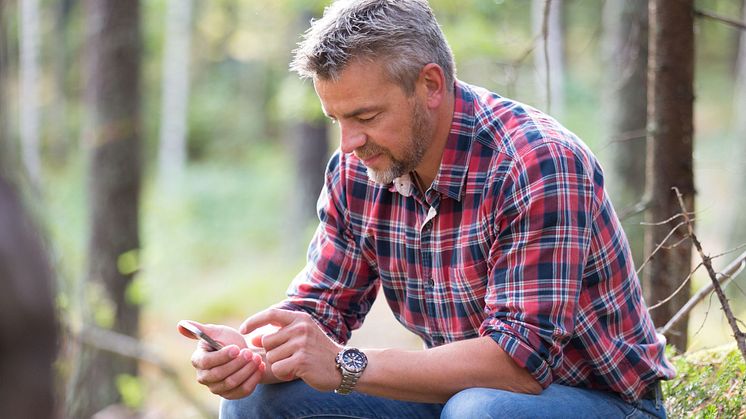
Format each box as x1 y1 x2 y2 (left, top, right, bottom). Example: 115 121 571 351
219 396 256 419
219 384 281 419
441 388 493 419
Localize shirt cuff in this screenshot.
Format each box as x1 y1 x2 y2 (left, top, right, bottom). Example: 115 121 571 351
487 327 554 389
271 300 346 344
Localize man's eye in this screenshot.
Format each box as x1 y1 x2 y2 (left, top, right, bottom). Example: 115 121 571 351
358 113 378 122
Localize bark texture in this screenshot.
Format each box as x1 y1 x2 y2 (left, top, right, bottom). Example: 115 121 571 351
643 0 695 352
68 1 143 417
602 0 649 266
0 177 58 419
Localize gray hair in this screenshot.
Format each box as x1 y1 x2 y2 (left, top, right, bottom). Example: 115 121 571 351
290 0 456 95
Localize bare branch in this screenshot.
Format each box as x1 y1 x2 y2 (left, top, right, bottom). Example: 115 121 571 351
636 220 689 275
695 9 746 31
67 323 215 418
618 199 650 221
661 235 690 250
659 248 746 333
670 187 746 362
542 0 552 114
640 213 696 227
648 262 702 310
599 129 647 152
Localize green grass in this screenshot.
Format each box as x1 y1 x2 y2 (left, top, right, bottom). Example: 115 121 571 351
664 344 746 418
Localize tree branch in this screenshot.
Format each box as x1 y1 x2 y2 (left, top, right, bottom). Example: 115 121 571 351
695 9 746 31
618 198 651 221
542 0 552 114
671 187 746 362
659 248 746 336
636 219 689 275
67 323 215 418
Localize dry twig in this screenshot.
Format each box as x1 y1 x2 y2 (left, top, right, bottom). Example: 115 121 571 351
67 323 215 418
659 248 746 336
695 9 746 31
541 0 552 114
672 187 746 363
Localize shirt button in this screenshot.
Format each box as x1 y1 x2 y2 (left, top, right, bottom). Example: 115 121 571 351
423 222 432 232
427 278 435 287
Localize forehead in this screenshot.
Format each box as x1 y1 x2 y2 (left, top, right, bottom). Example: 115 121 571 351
313 60 406 117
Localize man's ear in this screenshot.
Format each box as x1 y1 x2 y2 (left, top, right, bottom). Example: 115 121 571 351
418 63 447 109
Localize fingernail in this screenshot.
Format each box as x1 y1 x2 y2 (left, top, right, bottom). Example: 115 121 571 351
228 346 239 358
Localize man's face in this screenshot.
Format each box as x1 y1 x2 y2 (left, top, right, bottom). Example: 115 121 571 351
314 60 435 185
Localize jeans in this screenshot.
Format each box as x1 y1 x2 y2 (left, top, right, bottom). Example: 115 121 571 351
220 380 667 419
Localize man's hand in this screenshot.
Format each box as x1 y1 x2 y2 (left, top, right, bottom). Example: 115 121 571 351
240 309 343 392
183 322 266 400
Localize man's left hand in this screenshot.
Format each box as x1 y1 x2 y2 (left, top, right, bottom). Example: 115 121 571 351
240 308 343 392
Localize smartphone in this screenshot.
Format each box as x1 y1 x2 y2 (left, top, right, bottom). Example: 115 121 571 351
178 320 224 351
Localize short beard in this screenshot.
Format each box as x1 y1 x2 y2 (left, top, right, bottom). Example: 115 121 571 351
364 100 431 185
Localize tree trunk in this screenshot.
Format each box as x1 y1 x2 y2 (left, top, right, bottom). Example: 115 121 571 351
532 0 565 118
19 0 42 186
48 0 76 165
290 120 328 229
158 0 194 187
0 0 14 180
643 0 695 353
601 0 648 267
0 176 58 419
68 1 142 417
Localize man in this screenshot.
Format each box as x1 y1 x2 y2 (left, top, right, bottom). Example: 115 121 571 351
187 0 675 417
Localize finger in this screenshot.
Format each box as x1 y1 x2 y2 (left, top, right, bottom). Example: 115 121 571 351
269 354 298 382
197 350 248 386
260 326 293 352
191 344 240 370
261 316 320 351
240 308 301 334
220 356 266 400
263 337 297 365
207 350 260 394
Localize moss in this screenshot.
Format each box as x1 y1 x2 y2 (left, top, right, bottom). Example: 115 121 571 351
663 344 746 418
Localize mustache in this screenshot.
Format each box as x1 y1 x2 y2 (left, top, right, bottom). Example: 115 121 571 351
354 142 387 160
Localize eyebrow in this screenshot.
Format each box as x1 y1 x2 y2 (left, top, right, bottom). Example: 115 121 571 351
326 106 382 120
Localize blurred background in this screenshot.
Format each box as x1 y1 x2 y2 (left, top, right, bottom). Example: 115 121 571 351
1 0 745 417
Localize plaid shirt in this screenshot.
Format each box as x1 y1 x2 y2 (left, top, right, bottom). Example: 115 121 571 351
278 81 675 402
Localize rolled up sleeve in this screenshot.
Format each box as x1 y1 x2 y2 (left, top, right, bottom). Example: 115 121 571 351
479 140 596 388
277 153 379 344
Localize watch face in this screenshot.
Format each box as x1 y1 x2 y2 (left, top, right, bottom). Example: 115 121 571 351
341 348 368 373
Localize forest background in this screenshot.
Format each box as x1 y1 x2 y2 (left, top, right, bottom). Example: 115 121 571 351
1 0 745 417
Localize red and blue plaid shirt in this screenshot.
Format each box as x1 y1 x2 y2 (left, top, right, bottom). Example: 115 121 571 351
277 81 676 401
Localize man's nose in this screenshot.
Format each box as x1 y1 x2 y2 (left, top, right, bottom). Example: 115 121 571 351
339 123 366 154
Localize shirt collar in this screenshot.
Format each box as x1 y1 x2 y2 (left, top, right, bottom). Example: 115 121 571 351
390 81 476 201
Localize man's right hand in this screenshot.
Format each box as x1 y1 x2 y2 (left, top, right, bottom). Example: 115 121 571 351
186 322 266 400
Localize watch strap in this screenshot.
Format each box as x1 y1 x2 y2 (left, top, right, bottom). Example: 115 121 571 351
334 369 362 395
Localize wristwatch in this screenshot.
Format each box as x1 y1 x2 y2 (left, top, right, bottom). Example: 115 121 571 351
334 347 368 395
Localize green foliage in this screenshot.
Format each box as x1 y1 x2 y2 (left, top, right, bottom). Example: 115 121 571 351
664 345 746 418
117 249 141 276
125 276 147 307
139 143 307 322
89 283 115 329
115 374 145 409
